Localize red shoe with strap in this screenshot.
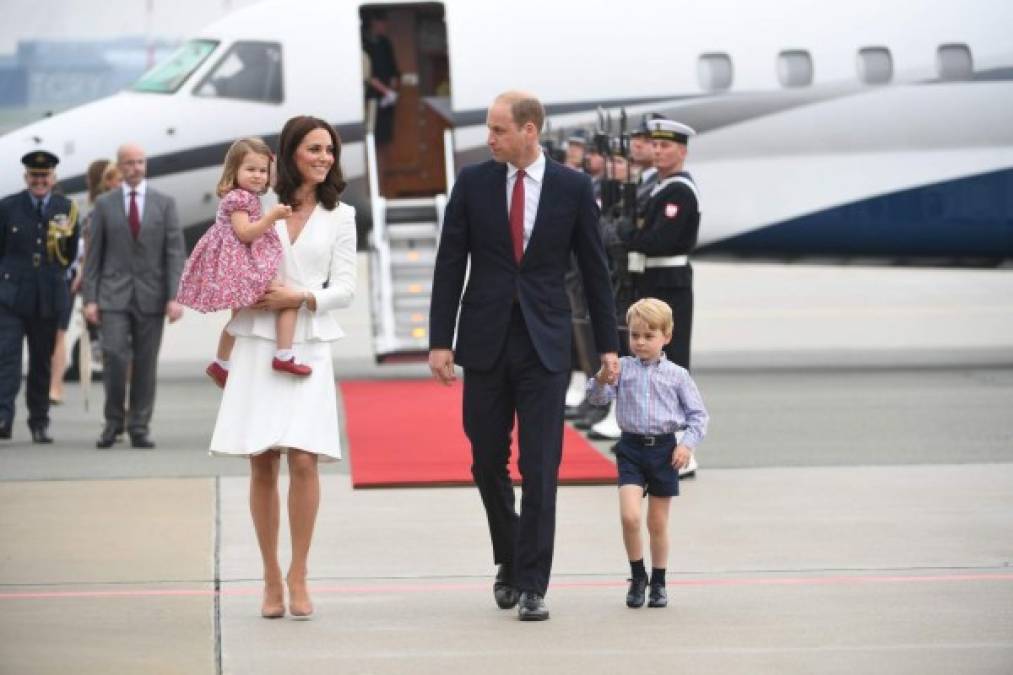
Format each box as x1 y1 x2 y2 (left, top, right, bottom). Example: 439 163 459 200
206 362 228 388
272 357 312 377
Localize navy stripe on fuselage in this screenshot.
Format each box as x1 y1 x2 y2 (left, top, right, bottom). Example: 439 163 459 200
54 65 1013 197
697 167 1013 260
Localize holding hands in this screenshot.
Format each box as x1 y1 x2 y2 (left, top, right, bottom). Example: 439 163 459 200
595 352 621 385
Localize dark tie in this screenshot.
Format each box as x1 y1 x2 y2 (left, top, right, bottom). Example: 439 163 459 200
509 169 526 262
128 190 141 240
35 198 44 222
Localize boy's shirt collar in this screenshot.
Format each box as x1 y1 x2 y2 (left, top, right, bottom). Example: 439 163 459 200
635 352 667 367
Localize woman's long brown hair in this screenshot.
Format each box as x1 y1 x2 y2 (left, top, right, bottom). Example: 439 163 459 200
274 116 346 210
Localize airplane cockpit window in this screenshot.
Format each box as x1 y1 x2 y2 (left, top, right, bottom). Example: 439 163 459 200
194 41 283 103
132 39 218 94
777 50 814 88
698 53 733 92
937 44 973 80
857 47 893 85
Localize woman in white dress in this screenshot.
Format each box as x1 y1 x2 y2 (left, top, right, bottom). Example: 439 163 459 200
209 116 356 619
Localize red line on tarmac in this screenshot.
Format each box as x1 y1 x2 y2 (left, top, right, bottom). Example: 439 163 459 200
1 572 1011 601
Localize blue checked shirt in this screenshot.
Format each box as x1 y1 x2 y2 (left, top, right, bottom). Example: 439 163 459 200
586 354 709 449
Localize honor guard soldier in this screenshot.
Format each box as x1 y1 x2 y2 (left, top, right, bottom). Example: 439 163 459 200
0 151 80 442
621 118 700 370
564 129 588 171
630 114 662 200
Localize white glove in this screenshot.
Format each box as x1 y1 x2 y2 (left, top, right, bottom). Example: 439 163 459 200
380 90 398 108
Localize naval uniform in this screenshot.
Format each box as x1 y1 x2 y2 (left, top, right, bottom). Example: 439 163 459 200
0 188 79 438
625 171 700 369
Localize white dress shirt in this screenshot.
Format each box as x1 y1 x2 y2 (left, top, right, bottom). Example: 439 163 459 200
122 180 147 224
506 151 546 251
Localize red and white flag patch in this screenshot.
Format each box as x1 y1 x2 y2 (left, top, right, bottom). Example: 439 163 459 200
665 203 679 218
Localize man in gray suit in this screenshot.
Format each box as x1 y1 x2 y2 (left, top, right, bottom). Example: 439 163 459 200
83 143 185 449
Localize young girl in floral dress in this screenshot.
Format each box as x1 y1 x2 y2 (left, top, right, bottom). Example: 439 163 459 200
177 137 312 386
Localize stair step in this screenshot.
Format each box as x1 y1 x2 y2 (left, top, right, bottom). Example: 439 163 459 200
386 196 439 208
385 222 439 241
387 205 438 224
389 250 436 266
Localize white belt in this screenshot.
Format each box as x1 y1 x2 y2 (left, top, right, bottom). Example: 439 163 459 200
646 254 689 268
628 252 689 272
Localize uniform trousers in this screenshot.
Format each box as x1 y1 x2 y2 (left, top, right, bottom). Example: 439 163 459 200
0 306 56 431
462 305 569 596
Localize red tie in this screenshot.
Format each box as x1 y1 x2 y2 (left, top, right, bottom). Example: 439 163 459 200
128 190 141 240
509 169 526 262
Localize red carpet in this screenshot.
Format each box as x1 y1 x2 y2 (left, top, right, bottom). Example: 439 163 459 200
340 380 618 488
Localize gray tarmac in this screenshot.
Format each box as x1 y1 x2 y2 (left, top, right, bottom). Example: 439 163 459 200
2 260 1013 674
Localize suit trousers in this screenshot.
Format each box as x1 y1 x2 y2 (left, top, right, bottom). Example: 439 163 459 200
100 300 165 435
0 306 56 430
463 305 569 596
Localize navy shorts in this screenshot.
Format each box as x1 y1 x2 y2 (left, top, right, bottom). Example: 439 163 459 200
614 433 679 497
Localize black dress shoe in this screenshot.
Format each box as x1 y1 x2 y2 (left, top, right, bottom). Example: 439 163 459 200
648 582 668 608
96 427 118 449
626 576 647 608
130 434 156 449
30 428 53 444
0 422 11 440
493 564 519 609
517 591 549 621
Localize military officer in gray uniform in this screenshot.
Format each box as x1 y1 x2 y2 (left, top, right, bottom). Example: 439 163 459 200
0 151 80 443
83 143 185 449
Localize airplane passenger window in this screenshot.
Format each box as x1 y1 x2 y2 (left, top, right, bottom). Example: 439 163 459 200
777 50 813 88
132 39 218 94
194 41 283 103
698 53 733 92
857 47 893 85
937 44 973 81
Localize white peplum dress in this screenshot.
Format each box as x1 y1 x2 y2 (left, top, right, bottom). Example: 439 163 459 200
209 202 356 462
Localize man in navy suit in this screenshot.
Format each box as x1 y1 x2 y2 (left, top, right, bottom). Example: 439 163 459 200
429 91 619 621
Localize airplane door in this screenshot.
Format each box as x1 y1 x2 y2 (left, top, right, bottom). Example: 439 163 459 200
361 3 451 198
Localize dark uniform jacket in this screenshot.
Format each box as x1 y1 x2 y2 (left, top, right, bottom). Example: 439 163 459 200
0 190 79 319
626 171 700 291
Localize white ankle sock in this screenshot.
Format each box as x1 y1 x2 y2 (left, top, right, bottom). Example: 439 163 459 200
275 349 294 361
215 358 230 371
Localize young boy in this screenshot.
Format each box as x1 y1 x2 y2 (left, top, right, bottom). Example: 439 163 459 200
586 298 709 608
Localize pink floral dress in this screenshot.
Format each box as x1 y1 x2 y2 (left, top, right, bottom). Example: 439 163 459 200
176 188 283 312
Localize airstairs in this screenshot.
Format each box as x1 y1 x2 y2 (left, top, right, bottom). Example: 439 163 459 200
366 130 456 362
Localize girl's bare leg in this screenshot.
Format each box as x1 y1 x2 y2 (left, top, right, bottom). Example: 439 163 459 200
216 310 238 361
275 307 298 351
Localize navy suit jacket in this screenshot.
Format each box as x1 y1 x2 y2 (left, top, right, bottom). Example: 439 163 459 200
430 155 618 373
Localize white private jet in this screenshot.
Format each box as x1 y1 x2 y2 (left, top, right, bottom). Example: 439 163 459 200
2 0 1011 359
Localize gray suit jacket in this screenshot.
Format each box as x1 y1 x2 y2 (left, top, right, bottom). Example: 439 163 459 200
83 185 185 314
